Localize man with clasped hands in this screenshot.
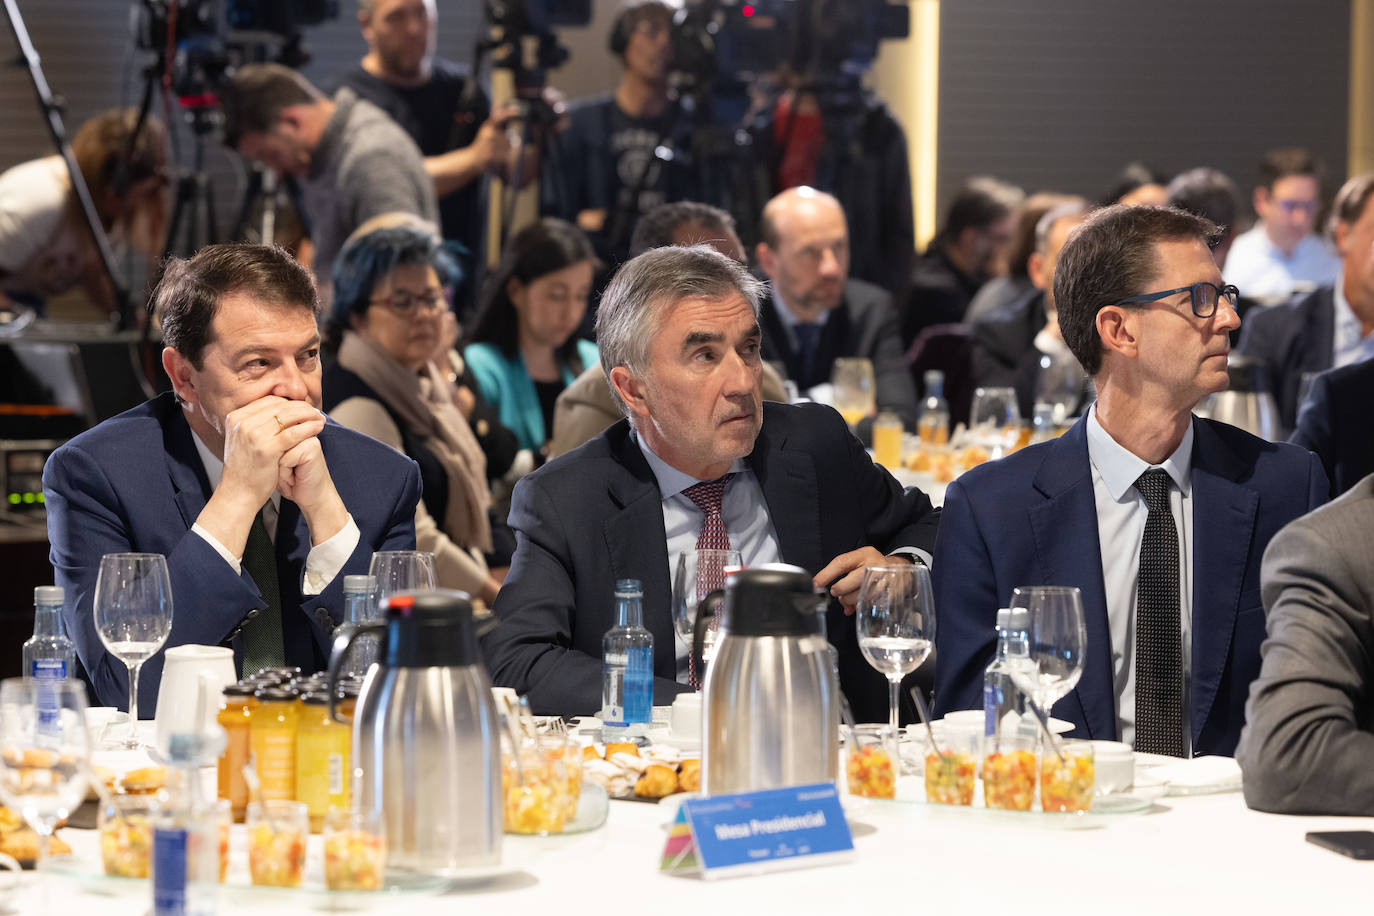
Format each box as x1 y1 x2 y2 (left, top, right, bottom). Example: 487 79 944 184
933 205 1327 757
482 244 939 722
44 243 421 712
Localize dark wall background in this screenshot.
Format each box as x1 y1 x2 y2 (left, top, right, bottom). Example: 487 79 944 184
937 0 1350 225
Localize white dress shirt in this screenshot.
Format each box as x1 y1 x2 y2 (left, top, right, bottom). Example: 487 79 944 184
1086 407 1194 755
188 431 360 596
1222 224 1341 303
634 433 782 681
1330 272 1374 369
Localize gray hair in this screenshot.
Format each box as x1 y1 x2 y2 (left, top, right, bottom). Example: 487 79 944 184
1034 199 1091 254
595 245 764 418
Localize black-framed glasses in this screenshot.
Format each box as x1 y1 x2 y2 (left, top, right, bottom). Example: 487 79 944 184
369 290 447 316
1109 281 1239 319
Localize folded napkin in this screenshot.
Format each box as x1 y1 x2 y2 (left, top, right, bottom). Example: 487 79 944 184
1145 755 1242 793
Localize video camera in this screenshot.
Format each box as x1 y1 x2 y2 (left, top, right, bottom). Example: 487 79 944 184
134 0 339 103
481 0 592 91
671 0 908 98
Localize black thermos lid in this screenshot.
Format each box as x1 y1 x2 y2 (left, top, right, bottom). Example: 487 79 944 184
382 589 479 667
721 566 826 638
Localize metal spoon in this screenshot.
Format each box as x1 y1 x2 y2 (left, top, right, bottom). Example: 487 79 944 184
1024 696 1067 764
908 687 947 761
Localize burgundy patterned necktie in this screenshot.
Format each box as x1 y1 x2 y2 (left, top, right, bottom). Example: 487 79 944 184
682 473 735 688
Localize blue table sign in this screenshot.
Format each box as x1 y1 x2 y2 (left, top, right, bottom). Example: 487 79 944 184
659 782 853 879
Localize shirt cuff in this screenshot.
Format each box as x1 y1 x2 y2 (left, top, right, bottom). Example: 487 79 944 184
193 523 242 574
302 515 360 595
890 547 933 570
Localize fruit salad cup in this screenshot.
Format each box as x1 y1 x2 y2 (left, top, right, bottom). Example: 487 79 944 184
99 794 158 878
323 807 386 892
1040 741 1095 813
247 801 308 887
503 734 568 835
845 725 897 799
982 735 1038 811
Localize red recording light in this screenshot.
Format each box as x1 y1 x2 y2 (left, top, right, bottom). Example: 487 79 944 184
742 4 754 16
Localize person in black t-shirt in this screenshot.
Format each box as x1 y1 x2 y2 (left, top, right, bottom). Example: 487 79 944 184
542 0 698 272
337 0 522 316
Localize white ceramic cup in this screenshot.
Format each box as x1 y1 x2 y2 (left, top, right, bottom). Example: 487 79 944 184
1089 739 1134 793
154 645 236 753
669 693 701 743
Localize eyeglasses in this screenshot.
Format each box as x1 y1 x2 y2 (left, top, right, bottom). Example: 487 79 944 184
369 290 447 316
1274 198 1318 215
1109 281 1240 319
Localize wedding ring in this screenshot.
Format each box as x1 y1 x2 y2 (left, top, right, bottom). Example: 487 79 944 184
274 414 285 431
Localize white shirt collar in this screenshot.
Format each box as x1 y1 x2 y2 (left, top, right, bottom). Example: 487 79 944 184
1085 404 1193 502
771 289 829 331
632 429 748 498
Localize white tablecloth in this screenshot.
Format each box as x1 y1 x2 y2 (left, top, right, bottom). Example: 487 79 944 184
25 776 1373 915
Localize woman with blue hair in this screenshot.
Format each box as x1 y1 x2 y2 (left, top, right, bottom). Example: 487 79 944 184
322 215 502 605
463 218 600 457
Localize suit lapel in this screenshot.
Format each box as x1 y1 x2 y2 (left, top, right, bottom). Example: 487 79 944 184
163 406 213 529
751 416 824 573
275 498 319 667
602 434 674 643
1026 420 1117 740
1188 420 1258 744
814 300 852 390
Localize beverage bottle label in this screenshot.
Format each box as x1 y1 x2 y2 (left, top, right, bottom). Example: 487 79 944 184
153 827 189 916
31 659 66 680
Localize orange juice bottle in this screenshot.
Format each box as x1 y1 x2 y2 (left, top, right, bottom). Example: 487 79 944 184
295 693 350 832
249 686 298 801
217 683 257 821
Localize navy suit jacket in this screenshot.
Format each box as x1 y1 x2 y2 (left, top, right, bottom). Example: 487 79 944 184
1290 358 1374 499
481 402 940 721
1235 286 1334 432
760 281 920 429
932 414 1327 756
43 393 421 712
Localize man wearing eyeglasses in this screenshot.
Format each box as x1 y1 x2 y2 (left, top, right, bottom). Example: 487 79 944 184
933 205 1327 757
1236 172 1374 433
1223 148 1340 304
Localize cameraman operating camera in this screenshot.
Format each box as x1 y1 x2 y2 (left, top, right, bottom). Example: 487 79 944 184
541 0 699 270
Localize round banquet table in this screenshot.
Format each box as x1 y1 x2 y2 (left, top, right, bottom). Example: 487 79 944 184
26 762 1373 915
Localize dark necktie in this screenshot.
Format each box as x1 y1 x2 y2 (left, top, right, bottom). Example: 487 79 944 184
240 507 285 676
794 323 822 387
682 473 735 688
1133 469 1185 757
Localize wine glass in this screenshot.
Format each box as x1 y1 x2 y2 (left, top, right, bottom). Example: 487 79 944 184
93 553 173 747
1006 586 1086 730
855 562 935 759
671 549 741 684
0 679 90 907
969 386 1022 458
368 551 437 606
831 358 877 429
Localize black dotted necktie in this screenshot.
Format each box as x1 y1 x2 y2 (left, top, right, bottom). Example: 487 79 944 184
240 507 285 677
1133 469 1185 757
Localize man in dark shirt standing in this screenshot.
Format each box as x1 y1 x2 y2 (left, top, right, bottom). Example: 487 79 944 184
542 0 697 270
337 0 519 315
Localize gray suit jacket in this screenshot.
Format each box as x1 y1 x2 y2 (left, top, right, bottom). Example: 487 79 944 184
1236 475 1374 814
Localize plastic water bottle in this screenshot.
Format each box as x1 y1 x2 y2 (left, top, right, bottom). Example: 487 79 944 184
153 728 226 916
983 607 1034 745
919 370 950 445
336 575 378 677
23 586 74 682
601 579 653 741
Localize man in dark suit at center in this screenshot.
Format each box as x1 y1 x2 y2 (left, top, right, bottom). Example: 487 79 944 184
933 205 1327 757
482 244 940 720
754 186 919 433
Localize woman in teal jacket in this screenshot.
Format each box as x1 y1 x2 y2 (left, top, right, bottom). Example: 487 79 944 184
464 218 600 456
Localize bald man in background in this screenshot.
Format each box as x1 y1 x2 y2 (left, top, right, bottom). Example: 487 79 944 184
755 187 918 434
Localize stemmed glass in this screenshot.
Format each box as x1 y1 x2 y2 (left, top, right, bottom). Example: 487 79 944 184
93 553 173 747
856 563 935 758
671 549 742 683
0 679 90 907
369 551 437 605
831 358 877 429
1007 586 1087 728
969 386 1023 458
